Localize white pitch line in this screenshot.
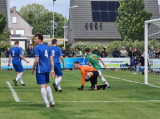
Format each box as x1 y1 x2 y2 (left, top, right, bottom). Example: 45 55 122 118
20 100 160 103
6 81 20 102
104 75 160 88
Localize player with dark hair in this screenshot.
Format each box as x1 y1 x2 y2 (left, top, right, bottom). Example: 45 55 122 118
31 33 55 107
50 39 65 92
8 41 29 86
73 61 107 90
85 48 110 88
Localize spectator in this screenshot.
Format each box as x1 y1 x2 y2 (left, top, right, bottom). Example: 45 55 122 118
133 48 141 58
29 45 35 58
112 48 120 57
154 49 160 58
62 47 66 58
76 48 82 57
92 46 100 56
100 47 108 58
67 46 75 57
0 48 1 57
120 46 128 57
128 48 134 61
27 44 31 57
133 55 146 75
48 44 51 47
5 47 10 58
149 46 155 58
20 47 24 56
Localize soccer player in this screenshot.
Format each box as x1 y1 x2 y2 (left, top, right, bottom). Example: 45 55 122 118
8 41 29 86
31 33 55 107
50 39 65 92
73 61 107 90
85 48 110 88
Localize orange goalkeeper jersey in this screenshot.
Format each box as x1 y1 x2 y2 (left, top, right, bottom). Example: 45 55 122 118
79 65 97 86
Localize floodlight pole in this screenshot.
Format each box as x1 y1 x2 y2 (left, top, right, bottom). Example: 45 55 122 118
64 5 78 48
53 0 56 39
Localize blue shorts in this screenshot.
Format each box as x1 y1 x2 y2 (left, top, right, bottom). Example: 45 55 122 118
12 61 24 72
36 72 50 85
54 63 63 76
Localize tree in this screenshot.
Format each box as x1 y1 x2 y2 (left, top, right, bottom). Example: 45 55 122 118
0 12 7 34
19 3 66 38
115 0 152 41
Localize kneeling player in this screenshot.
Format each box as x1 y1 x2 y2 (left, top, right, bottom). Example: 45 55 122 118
73 61 107 90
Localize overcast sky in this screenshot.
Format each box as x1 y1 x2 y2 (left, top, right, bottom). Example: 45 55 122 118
10 0 160 19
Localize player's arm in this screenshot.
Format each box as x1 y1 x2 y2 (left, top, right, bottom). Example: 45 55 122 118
78 68 85 90
8 55 12 67
98 57 106 68
60 56 65 68
31 57 39 75
49 56 55 77
19 55 29 63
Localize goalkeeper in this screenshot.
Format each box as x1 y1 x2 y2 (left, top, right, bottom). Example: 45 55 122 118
85 48 110 88
73 61 107 90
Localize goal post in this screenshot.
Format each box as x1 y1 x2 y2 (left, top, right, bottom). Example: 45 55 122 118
144 18 160 85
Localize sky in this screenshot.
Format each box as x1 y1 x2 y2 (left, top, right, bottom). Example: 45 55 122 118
10 0 160 19
10 0 71 19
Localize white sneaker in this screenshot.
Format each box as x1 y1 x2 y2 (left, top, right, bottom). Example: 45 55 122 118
133 73 137 74
46 103 50 108
50 100 55 107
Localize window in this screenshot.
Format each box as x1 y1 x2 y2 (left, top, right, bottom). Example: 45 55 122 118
16 30 24 35
12 17 17 23
91 1 120 22
11 30 13 34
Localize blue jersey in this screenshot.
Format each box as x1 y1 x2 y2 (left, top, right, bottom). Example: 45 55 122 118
34 44 51 73
50 46 63 64
9 47 22 62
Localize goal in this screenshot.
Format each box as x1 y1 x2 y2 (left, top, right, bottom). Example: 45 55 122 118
145 18 160 86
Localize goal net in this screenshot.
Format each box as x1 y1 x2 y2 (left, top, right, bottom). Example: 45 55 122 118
145 18 160 86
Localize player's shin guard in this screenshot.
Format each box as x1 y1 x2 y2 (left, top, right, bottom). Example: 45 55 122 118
55 77 62 84
46 87 54 101
41 88 49 104
101 77 109 85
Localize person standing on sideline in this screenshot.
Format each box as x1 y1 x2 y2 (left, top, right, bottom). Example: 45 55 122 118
50 39 65 92
85 48 110 88
6 47 10 58
67 46 75 57
8 41 29 86
31 33 55 107
92 46 100 56
62 47 66 58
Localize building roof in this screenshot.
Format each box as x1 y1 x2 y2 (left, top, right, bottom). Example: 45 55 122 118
69 0 160 40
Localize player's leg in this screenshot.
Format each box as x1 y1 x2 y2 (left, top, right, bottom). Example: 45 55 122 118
87 71 98 90
98 70 110 88
45 72 55 107
36 72 49 107
53 63 63 92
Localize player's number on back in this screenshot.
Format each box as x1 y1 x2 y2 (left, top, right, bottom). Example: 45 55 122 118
12 51 15 56
45 50 48 58
52 50 55 57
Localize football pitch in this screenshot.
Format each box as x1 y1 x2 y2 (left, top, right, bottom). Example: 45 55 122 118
0 70 160 119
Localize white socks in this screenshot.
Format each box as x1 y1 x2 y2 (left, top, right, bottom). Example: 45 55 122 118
57 83 61 90
55 77 62 84
46 87 54 101
101 77 109 85
16 73 22 81
19 78 24 84
55 77 62 90
41 88 49 104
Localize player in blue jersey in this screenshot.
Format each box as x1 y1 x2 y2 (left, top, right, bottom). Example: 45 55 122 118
31 33 55 107
50 39 65 92
8 41 29 86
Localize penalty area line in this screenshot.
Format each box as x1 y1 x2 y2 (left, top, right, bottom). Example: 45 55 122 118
6 81 20 102
104 75 160 89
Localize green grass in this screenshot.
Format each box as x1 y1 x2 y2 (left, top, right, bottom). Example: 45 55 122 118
0 70 160 119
